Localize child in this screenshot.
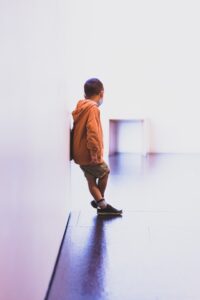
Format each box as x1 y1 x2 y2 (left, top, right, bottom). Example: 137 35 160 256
72 78 122 215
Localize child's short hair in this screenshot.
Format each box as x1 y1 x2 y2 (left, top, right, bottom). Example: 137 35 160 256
84 78 104 98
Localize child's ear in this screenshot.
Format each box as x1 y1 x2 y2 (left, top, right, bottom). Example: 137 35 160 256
100 90 104 98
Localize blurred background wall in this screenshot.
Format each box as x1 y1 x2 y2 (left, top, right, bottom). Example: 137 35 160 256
67 0 200 154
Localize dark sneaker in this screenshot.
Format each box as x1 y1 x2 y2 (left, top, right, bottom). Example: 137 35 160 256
90 200 98 209
97 204 123 215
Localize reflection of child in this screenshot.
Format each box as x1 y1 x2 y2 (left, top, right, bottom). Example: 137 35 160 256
72 78 122 215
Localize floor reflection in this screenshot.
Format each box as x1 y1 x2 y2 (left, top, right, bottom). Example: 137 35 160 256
81 215 121 299
48 154 200 300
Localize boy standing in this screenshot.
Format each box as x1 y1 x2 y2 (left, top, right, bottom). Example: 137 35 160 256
72 78 122 215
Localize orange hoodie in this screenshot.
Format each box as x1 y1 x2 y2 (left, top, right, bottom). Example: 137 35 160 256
72 99 104 165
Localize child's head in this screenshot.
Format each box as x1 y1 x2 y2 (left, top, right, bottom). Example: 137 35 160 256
84 78 104 99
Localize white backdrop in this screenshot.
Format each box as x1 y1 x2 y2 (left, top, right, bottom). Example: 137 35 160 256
67 0 200 154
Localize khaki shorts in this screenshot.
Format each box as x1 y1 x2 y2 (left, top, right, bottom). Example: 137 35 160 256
80 161 110 179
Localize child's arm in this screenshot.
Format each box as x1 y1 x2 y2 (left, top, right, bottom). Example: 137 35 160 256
86 107 101 164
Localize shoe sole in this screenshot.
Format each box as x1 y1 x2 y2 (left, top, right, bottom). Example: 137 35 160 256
97 211 123 215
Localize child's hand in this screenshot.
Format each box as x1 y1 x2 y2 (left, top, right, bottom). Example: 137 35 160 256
90 153 98 165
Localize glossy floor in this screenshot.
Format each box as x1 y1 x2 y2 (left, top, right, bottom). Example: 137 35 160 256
47 154 200 300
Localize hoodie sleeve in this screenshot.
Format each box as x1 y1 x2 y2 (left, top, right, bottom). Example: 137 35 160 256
86 106 101 154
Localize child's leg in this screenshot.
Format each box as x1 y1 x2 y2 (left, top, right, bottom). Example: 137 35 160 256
97 173 109 198
85 171 122 214
85 173 103 201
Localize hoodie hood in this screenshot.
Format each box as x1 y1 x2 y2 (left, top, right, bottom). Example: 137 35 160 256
72 99 97 122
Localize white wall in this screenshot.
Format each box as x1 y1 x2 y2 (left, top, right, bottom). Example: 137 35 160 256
0 1 70 300
67 0 200 154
